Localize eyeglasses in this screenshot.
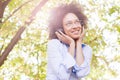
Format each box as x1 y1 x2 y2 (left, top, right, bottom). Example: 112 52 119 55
64 20 84 28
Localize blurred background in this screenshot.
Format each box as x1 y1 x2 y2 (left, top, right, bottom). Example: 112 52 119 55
0 0 120 80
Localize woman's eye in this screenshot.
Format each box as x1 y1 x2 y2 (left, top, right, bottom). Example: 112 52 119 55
75 20 80 24
66 22 72 26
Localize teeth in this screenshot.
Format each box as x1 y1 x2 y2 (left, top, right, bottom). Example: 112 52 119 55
72 31 79 34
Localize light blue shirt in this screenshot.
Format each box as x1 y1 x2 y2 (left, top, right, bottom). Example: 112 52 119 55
46 39 92 80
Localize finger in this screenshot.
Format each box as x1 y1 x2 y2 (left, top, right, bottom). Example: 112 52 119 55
80 27 85 37
58 30 67 37
55 32 62 39
55 31 64 40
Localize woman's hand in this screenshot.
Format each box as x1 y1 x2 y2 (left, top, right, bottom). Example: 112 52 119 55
55 30 74 45
75 27 85 66
76 27 85 43
55 30 75 57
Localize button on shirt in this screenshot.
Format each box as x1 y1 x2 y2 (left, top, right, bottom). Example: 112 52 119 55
46 39 92 80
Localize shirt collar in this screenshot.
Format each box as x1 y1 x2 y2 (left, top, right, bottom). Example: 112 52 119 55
62 42 86 48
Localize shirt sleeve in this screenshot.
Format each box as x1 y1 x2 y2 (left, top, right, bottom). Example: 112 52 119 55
46 39 76 80
72 45 92 78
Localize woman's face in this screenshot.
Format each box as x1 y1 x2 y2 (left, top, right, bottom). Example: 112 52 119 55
63 13 82 39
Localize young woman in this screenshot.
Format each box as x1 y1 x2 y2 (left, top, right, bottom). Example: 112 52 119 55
46 2 92 80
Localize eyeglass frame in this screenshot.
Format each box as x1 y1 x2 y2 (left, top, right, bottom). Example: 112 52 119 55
63 19 84 28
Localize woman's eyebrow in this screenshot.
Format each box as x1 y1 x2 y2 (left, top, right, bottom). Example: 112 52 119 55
65 19 79 22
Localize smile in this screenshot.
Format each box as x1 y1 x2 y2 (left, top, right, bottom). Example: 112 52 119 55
72 30 79 34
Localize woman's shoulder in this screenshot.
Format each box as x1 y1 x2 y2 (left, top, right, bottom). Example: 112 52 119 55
83 43 92 51
48 39 61 45
48 39 60 43
47 39 64 50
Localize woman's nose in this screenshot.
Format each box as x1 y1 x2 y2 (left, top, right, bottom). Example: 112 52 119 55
72 23 81 28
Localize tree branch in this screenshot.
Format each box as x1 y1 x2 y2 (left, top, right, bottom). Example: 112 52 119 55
0 0 48 66
0 26 25 66
0 44 4 55
0 0 11 23
3 0 33 23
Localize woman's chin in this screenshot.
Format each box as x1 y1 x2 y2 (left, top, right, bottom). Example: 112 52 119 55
72 36 79 40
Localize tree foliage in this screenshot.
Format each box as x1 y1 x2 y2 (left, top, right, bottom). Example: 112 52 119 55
0 0 120 80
